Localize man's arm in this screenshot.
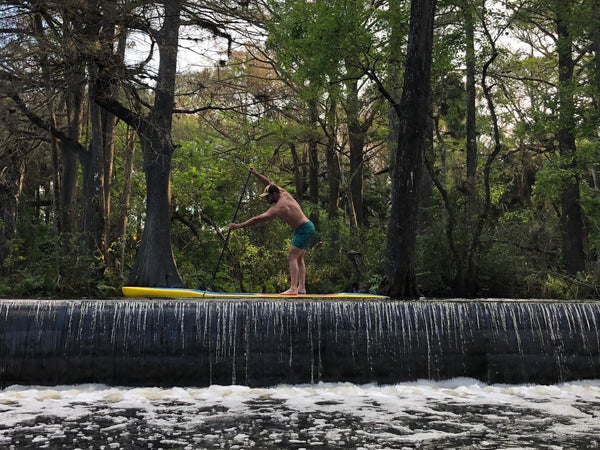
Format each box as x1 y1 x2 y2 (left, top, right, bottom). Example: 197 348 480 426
229 208 278 230
249 167 271 187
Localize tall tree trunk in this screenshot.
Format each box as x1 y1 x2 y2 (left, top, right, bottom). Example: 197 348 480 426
462 3 477 293
467 38 501 297
326 99 340 222
346 75 365 227
102 106 116 247
463 2 477 186
31 7 63 233
100 13 126 249
81 95 106 254
308 97 320 227
595 0 600 117
556 0 586 275
60 64 85 235
56 6 87 236
78 0 116 256
124 0 184 287
290 143 305 198
0 152 25 272
387 0 403 179
380 0 437 298
126 124 182 287
118 126 136 276
592 0 600 199
418 80 434 233
326 144 340 245
49 111 62 231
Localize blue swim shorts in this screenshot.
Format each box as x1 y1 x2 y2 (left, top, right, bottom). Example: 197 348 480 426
291 221 315 250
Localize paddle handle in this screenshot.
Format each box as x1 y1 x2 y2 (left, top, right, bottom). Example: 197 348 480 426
205 170 252 294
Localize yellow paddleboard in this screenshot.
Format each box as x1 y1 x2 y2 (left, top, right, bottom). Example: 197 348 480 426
122 286 388 299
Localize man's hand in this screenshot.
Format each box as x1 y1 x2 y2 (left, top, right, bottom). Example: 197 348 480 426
250 168 271 187
228 223 241 230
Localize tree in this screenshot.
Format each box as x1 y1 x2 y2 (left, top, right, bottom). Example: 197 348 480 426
379 0 437 298
463 0 478 186
98 1 249 287
1 1 121 259
555 0 586 274
0 119 28 271
512 0 588 276
2 0 599 299
94 1 187 287
264 0 382 228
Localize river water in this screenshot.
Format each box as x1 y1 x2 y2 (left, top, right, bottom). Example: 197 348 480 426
1 378 599 449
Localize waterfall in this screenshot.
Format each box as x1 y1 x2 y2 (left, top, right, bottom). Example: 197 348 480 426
1 299 599 387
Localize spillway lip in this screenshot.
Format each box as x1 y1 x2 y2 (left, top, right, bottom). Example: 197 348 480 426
2 297 599 305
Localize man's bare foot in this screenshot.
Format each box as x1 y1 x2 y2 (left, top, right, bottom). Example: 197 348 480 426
298 289 306 295
280 288 298 295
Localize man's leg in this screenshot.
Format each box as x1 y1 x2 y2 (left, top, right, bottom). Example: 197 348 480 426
297 250 307 294
281 245 304 295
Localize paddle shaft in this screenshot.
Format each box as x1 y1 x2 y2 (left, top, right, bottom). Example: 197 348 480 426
205 170 252 293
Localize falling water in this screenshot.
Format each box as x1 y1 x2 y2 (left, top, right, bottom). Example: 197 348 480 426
1 299 599 387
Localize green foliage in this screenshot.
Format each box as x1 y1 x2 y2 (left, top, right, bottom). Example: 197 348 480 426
0 222 121 298
526 272 598 300
3 0 600 301
266 0 378 97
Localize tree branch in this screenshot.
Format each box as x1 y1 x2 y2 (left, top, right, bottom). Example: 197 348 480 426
4 88 85 154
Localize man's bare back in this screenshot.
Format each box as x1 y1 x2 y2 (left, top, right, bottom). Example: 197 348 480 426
266 189 309 230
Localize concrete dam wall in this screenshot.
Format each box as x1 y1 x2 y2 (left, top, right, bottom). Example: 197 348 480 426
1 299 599 387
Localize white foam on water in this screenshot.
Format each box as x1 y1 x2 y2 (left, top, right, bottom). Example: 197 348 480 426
1 379 600 448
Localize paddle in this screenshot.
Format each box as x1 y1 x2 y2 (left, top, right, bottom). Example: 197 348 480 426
205 169 252 294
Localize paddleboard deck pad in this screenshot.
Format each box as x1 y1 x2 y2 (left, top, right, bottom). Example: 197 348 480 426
122 286 388 299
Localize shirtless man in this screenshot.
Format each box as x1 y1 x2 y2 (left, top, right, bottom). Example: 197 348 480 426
229 168 315 295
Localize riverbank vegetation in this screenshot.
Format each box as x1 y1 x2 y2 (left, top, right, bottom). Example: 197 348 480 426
0 0 598 299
